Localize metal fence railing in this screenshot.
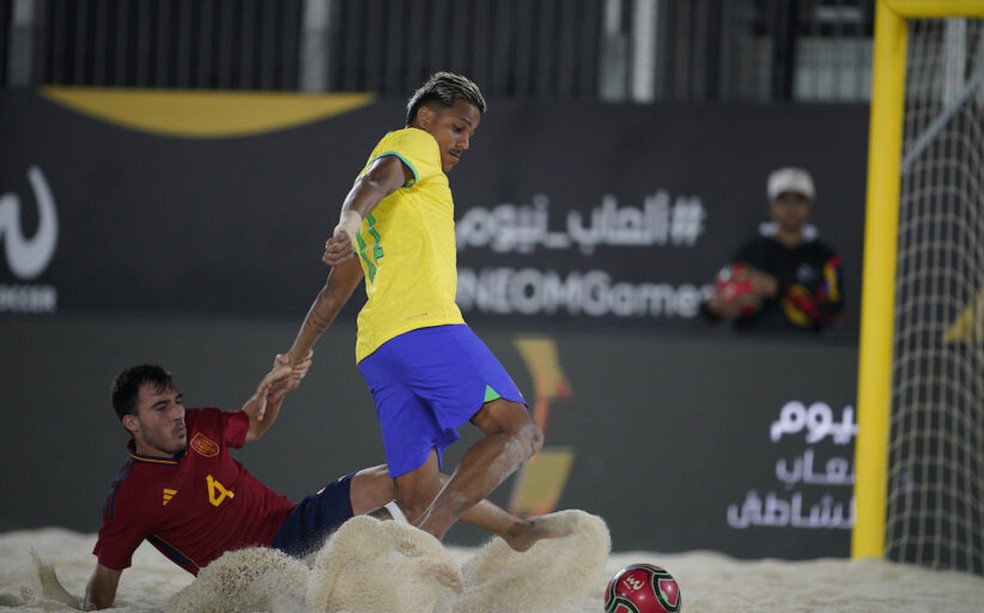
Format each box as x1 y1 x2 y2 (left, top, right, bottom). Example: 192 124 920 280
41 0 303 90
321 0 603 99
2 0 875 102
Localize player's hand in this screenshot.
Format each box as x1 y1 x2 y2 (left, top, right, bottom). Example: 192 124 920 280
323 227 356 266
282 350 313 394
260 351 314 414
259 353 293 390
254 354 292 421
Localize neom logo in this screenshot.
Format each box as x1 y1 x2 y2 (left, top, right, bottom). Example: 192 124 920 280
0 166 59 314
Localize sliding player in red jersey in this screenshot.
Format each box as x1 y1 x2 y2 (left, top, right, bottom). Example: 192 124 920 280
83 357 559 610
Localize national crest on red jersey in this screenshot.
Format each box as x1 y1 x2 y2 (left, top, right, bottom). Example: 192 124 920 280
190 432 220 457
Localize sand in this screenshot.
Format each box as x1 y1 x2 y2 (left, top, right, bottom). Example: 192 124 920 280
1 525 983 612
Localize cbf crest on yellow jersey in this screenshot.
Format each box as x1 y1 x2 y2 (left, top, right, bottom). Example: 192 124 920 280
353 127 465 361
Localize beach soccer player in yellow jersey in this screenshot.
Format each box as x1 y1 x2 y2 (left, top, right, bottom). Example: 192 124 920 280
267 72 547 542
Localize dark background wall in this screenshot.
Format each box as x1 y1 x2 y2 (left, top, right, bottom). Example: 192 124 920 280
0 92 867 336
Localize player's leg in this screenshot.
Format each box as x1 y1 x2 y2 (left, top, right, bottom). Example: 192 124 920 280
391 450 445 524
348 464 395 514
458 492 577 552
415 398 543 541
356 332 458 525
350 462 568 551
356 324 544 540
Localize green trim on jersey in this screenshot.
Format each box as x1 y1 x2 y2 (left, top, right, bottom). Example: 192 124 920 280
356 213 385 282
374 151 420 187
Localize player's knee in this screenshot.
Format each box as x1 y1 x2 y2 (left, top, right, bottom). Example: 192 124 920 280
350 465 396 514
531 422 544 454
517 420 544 458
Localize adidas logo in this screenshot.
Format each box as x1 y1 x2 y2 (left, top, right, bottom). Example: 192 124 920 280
162 488 178 506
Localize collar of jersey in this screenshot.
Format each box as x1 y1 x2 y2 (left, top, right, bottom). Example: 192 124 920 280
127 441 186 465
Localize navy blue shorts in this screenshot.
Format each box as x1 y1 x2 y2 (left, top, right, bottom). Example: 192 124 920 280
271 473 354 558
358 324 526 478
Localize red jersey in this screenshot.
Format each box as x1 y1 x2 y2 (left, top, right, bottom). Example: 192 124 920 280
93 408 296 575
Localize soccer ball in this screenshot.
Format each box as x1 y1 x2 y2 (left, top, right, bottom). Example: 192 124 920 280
714 262 761 315
604 563 681 613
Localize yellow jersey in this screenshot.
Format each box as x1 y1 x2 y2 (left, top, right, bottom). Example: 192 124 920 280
352 127 465 362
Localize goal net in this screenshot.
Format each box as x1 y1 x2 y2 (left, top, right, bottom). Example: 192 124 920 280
886 16 984 574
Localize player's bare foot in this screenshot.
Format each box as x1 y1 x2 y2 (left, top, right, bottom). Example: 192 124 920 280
503 512 577 552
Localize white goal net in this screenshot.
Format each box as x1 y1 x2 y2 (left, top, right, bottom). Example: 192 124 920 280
887 17 984 574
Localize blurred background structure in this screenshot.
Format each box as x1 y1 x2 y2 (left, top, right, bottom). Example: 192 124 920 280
3 0 874 101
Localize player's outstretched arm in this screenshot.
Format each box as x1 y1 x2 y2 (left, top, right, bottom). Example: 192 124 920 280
259 155 407 385
285 257 364 366
83 564 121 610
255 257 363 396
323 154 411 266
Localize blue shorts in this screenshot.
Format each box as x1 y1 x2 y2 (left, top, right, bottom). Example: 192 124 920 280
358 324 526 478
271 473 354 558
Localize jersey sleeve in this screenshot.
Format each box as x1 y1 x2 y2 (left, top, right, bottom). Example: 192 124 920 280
221 409 250 449
369 128 442 188
92 485 148 571
185 406 249 449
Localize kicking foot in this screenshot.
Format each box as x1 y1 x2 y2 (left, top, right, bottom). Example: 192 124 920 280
503 512 577 552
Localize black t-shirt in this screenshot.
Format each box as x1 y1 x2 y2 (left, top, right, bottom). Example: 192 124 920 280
719 235 844 334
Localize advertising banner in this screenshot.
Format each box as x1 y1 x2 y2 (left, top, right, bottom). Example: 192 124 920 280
0 90 866 338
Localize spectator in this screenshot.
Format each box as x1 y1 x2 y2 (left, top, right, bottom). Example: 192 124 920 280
703 167 844 334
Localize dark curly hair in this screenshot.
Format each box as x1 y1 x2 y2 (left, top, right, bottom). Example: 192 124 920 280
405 71 487 126
111 364 174 421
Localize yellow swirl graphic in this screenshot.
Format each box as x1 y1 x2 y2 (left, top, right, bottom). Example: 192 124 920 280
41 86 375 138
508 337 576 517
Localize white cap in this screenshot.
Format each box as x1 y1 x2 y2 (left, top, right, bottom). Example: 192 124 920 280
767 167 815 201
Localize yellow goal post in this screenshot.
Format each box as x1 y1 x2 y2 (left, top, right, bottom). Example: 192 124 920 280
853 0 984 561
